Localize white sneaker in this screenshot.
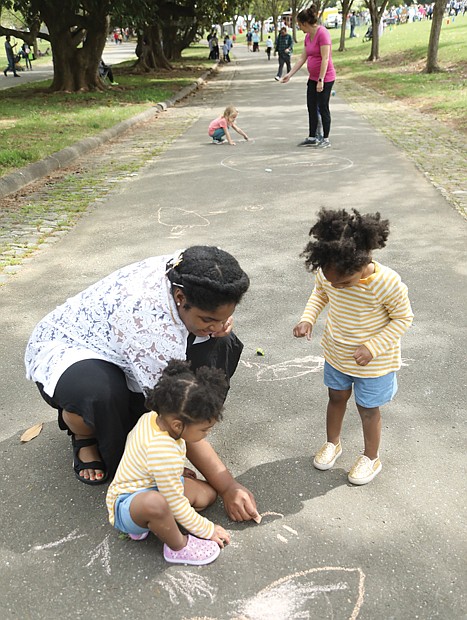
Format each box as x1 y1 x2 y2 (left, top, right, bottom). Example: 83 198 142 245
348 455 382 485
313 441 342 470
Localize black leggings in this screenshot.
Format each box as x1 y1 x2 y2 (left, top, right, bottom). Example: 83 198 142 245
306 79 334 139
36 332 243 477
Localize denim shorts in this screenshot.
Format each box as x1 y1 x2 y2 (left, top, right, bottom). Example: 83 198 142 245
114 488 156 536
324 361 398 408
114 477 185 536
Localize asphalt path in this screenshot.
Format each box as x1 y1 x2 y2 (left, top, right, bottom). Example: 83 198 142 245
0 43 466 619
0 40 136 90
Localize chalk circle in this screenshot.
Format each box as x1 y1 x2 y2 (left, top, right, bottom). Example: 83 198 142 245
221 152 353 176
236 567 366 620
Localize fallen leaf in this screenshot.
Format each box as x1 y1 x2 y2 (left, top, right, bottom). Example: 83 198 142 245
20 423 43 443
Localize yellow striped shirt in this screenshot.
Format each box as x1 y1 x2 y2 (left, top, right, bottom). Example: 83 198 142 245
106 412 215 539
300 262 413 377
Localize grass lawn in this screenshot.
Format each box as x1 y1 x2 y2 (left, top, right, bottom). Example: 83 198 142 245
292 17 466 132
0 43 212 177
236 17 465 132
1 21 465 179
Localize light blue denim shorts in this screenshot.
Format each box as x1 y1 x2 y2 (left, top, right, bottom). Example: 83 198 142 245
114 477 185 536
114 487 156 536
324 361 398 408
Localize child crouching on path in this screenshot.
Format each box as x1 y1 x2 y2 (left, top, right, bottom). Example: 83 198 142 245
106 360 234 566
293 208 413 485
208 105 249 145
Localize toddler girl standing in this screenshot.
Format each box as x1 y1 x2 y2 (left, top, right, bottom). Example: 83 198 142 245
293 209 413 485
106 360 231 565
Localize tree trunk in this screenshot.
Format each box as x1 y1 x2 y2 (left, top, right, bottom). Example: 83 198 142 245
338 0 354 52
365 0 389 61
425 0 445 73
135 26 172 72
152 23 173 70
39 5 109 91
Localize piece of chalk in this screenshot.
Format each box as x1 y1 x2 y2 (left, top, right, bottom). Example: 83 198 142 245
256 348 265 356
253 514 262 524
265 168 272 172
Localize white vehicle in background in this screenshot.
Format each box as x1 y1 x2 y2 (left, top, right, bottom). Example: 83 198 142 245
322 8 343 28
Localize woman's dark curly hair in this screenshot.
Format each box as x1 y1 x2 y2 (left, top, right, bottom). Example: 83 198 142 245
145 360 227 424
166 245 250 311
301 208 390 275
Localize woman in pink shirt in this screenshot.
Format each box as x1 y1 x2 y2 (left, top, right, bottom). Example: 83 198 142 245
282 5 336 148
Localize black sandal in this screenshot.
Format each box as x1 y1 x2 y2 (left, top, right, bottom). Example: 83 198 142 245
72 437 108 485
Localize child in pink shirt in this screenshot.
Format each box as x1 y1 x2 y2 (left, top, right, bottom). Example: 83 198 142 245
208 106 249 145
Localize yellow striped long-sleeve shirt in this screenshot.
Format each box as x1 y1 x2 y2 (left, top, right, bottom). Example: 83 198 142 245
106 412 215 540
300 261 413 377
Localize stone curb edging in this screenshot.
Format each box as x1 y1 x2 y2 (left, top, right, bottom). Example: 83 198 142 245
0 64 218 199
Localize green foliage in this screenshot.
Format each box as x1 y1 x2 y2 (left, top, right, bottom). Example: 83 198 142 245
0 56 212 177
293 17 466 131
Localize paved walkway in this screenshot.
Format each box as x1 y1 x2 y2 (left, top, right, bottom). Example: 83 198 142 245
0 43 466 619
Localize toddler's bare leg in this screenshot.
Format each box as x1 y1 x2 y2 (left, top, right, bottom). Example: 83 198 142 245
184 478 217 511
130 491 187 550
326 388 352 444
356 405 381 460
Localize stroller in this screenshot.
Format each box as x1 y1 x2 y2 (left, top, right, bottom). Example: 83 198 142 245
363 25 372 42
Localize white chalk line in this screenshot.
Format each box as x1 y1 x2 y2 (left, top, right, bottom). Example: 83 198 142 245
85 534 111 576
157 206 211 237
282 525 299 536
31 528 86 551
220 153 354 175
254 567 366 620
156 571 217 606
241 355 325 382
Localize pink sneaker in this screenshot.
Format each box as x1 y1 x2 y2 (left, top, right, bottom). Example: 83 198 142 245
129 531 149 541
163 534 221 566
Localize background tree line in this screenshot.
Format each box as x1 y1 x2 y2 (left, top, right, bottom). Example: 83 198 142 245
0 0 448 93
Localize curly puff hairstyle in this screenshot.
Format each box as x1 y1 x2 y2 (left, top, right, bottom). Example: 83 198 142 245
145 360 227 424
166 245 250 311
301 208 390 275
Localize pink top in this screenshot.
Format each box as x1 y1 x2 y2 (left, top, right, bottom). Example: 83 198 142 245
208 116 228 136
304 26 336 82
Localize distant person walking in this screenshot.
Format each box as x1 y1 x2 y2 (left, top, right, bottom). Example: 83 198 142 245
265 36 273 60
3 35 20 77
252 30 260 52
21 43 33 70
349 12 357 38
222 34 233 62
274 27 293 81
281 5 336 149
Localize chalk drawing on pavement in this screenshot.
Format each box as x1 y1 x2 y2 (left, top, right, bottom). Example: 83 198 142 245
232 567 366 620
86 534 111 576
220 153 354 176
30 528 86 551
155 571 217 606
240 355 325 381
184 567 365 620
157 207 211 238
